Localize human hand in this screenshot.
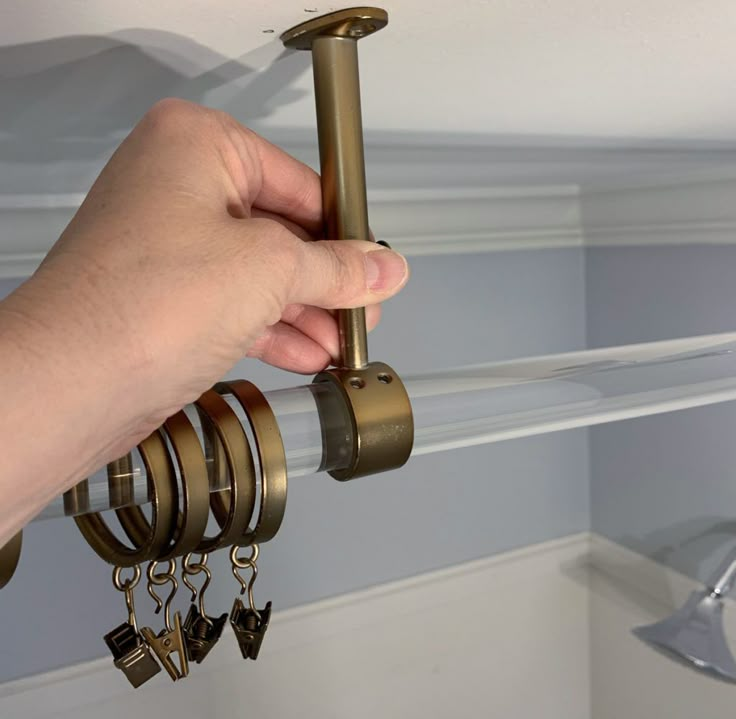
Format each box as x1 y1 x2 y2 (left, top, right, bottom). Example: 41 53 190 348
1 99 409 474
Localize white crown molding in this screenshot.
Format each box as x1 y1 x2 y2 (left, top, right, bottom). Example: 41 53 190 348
581 173 736 248
584 220 736 247
0 182 583 279
3 143 736 279
370 184 583 256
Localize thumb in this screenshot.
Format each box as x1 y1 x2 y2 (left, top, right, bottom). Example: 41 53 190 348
289 240 409 309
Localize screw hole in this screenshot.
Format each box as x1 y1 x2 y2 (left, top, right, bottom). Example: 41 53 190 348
349 377 365 389
349 22 376 37
377 373 393 384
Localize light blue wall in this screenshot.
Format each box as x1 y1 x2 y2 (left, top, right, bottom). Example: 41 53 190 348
0 248 589 681
587 245 736 584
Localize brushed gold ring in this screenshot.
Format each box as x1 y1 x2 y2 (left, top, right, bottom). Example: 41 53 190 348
117 410 210 560
214 380 287 545
195 389 257 551
75 430 177 566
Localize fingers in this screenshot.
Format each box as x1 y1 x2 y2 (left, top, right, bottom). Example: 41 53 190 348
126 100 322 232
288 240 409 309
365 303 382 332
248 302 383 373
246 322 331 374
250 207 316 243
281 304 340 361
279 302 383 364
248 135 323 235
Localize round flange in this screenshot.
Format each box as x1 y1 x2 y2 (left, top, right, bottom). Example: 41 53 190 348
281 7 388 50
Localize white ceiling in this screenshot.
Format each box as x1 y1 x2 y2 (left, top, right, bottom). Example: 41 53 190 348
3 0 736 142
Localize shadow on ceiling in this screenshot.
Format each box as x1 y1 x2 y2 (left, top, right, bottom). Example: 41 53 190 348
4 30 736 196
0 29 311 166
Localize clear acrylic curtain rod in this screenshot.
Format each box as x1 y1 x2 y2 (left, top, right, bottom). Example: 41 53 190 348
36 331 736 521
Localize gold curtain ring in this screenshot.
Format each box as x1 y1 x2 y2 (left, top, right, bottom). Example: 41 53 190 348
214 381 287 545
117 410 210 560
75 430 178 566
194 389 257 551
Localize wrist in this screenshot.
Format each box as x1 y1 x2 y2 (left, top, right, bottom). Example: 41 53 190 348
0 273 151 488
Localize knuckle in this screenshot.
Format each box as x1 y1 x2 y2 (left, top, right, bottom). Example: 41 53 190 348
141 98 218 140
144 98 194 128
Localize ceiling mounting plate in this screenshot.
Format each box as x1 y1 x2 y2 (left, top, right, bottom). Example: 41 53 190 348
281 7 388 50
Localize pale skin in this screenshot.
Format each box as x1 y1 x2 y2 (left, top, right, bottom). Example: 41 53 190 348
0 99 409 546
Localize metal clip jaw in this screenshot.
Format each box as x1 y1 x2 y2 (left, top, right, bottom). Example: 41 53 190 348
140 612 189 681
105 565 161 688
182 605 228 664
104 622 161 688
230 599 272 660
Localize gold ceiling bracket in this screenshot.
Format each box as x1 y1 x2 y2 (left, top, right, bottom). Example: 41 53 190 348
281 7 388 50
282 7 388 371
284 8 413 480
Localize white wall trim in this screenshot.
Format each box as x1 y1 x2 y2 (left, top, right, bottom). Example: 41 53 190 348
4 146 736 279
0 182 583 279
588 534 707 611
0 253 47 280
584 220 736 247
0 533 591 718
580 173 736 249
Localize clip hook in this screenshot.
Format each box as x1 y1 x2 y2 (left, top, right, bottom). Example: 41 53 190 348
181 552 228 664
146 559 178 630
141 559 189 680
230 544 261 619
182 552 213 627
106 564 161 688
229 544 271 661
113 564 142 633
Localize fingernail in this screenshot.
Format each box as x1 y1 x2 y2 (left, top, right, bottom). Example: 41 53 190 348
365 250 408 291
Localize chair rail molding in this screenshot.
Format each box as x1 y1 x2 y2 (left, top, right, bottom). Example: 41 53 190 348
0 533 591 719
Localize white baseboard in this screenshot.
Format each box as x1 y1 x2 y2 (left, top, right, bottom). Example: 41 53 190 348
0 533 591 719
